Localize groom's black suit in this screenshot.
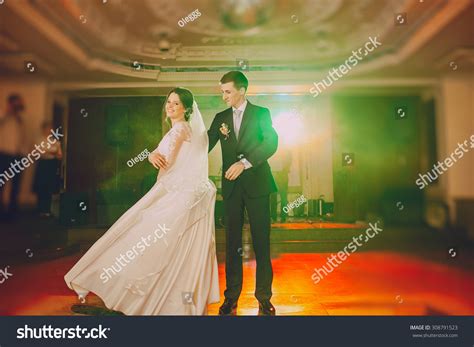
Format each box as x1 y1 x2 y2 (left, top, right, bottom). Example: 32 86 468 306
208 101 278 301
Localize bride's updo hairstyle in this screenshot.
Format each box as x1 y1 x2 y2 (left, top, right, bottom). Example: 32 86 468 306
164 87 194 121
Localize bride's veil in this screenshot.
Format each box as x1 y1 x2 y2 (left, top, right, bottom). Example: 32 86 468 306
187 101 209 180
158 100 214 208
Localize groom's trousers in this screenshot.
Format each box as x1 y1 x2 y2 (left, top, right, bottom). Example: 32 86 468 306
223 180 273 302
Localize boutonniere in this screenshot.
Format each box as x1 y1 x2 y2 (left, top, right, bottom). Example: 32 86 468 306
220 123 231 140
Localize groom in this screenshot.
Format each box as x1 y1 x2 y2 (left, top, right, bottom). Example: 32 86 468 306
208 71 278 315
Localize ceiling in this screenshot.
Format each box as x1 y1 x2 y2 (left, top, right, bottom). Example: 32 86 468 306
0 0 473 95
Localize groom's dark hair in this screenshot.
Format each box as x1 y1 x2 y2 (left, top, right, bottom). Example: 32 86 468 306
220 71 248 92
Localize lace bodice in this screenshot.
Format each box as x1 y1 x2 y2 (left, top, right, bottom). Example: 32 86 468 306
153 121 192 168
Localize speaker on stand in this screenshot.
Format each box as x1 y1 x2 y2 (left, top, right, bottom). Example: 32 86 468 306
334 156 358 223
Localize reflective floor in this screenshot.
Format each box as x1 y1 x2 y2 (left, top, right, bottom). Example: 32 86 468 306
1 220 473 316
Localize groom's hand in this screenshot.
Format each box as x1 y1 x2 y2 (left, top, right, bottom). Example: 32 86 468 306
148 152 168 170
225 161 245 181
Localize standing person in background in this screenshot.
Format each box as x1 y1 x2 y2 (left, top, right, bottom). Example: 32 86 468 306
33 122 63 218
0 94 27 221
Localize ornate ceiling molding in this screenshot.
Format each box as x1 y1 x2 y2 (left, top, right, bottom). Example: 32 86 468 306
51 73 438 94
396 0 472 62
435 48 474 70
2 0 472 83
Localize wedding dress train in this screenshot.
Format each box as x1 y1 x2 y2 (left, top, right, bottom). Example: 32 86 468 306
64 103 220 315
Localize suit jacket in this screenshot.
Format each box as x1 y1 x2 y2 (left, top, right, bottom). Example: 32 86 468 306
208 101 278 199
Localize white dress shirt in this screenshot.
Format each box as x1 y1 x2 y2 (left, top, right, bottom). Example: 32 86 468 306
232 100 252 169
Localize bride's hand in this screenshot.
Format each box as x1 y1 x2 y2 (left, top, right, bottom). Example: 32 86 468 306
148 152 168 170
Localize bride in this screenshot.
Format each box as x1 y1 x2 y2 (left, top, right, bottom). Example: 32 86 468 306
64 88 220 315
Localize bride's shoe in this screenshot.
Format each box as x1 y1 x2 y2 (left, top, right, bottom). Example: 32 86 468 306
75 289 89 304
78 294 87 304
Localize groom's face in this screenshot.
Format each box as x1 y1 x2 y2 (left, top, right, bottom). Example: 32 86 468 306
221 82 245 108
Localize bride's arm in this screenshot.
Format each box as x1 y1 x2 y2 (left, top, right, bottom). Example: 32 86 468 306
163 123 191 170
149 149 167 169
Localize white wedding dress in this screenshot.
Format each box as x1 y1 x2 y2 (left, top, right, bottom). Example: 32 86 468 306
64 102 220 315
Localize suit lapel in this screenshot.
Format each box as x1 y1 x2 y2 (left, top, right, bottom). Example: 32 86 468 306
224 108 238 143
237 101 252 143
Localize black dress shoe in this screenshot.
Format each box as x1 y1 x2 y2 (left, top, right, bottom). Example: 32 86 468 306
219 298 238 316
258 300 276 316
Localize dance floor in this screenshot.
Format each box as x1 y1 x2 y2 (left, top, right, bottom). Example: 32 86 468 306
1 220 473 316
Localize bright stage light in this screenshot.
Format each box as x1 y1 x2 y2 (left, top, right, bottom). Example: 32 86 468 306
273 110 305 147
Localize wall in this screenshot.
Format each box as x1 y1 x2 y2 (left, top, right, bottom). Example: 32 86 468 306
438 74 474 200
332 94 424 223
438 72 474 238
